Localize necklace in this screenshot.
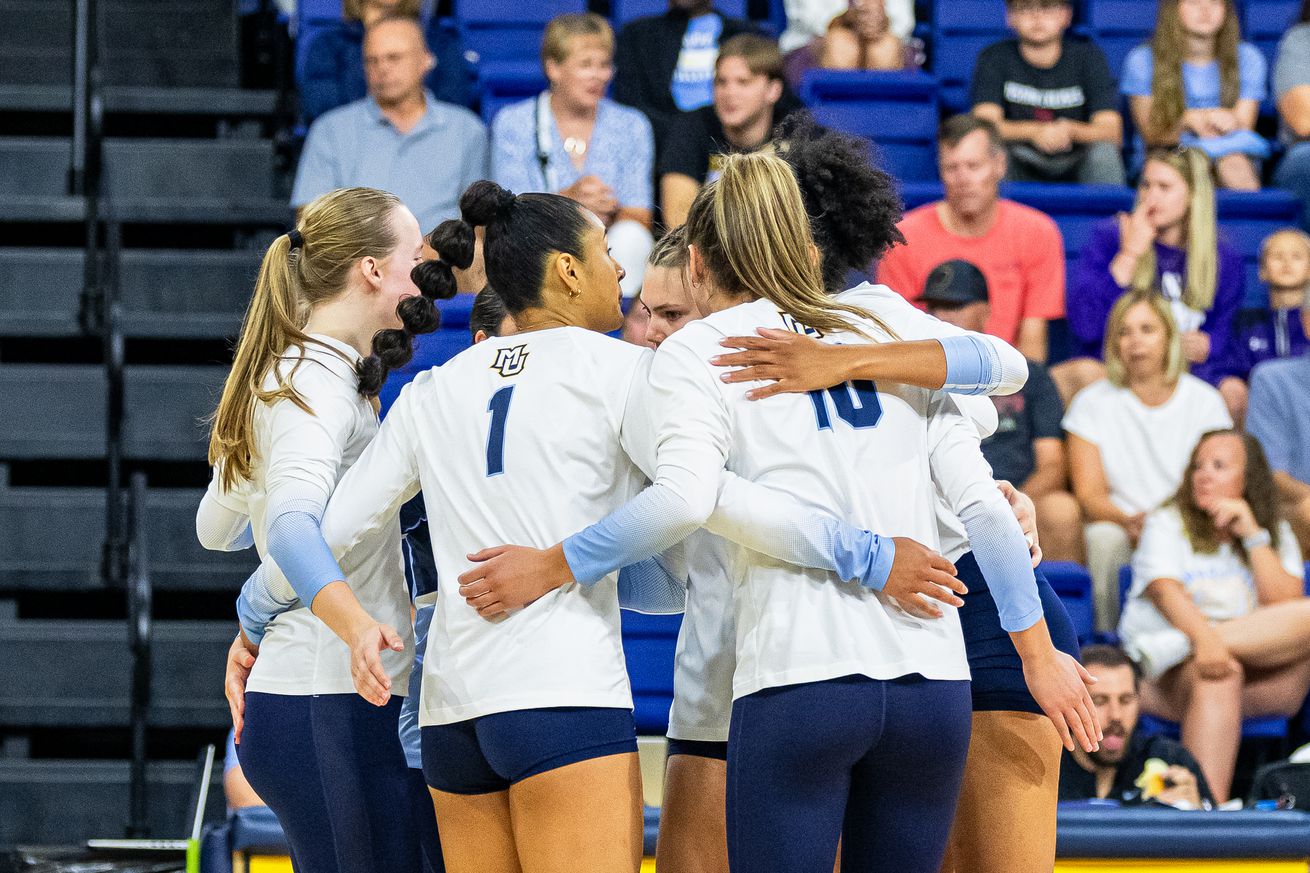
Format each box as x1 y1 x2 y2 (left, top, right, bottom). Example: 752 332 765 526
563 136 588 157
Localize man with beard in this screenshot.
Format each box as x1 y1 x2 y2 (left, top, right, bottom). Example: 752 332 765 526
1059 645 1214 808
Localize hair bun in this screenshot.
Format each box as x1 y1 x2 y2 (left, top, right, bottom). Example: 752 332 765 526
428 218 475 270
412 259 459 301
460 180 516 227
397 294 441 335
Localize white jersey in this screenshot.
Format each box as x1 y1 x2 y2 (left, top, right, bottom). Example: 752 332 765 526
662 286 1022 738
646 298 998 700
314 327 649 725
240 336 412 696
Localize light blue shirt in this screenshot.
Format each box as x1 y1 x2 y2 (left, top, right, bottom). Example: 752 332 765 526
490 95 654 211
291 90 490 233
1246 353 1310 486
1120 43 1270 160
672 14 723 111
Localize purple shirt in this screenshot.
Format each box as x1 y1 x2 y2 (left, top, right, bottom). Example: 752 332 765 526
1068 217 1244 384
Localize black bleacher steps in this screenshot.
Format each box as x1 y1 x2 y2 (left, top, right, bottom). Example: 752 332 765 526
0 468 257 592
0 758 226 844
0 84 278 117
0 364 225 461
0 248 260 339
0 137 276 200
0 617 231 729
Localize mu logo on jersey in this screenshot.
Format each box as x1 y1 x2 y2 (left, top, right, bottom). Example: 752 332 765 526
490 344 530 377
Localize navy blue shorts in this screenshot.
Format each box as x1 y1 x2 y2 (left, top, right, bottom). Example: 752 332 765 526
421 706 637 795
665 738 728 760
957 551 1081 714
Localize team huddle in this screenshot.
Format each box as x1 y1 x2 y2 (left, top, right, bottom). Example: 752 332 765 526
202 122 1102 873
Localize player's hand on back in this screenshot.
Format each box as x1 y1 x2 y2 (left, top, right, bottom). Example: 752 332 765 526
458 543 576 620
882 537 966 620
225 631 258 743
711 329 854 399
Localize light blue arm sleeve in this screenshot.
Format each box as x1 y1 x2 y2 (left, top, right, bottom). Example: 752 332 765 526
617 551 687 615
398 604 432 770
940 334 1004 396
235 562 297 647
265 500 347 608
958 498 1043 632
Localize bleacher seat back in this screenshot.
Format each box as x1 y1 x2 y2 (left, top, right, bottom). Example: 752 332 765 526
1041 561 1096 644
802 70 940 181
930 0 1008 111
620 611 682 734
612 0 748 25
455 0 586 62
478 61 548 124
1086 0 1156 76
1243 0 1299 73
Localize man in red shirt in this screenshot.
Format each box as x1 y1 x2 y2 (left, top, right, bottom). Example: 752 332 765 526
877 114 1066 362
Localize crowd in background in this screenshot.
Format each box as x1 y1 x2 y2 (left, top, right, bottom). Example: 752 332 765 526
280 0 1310 806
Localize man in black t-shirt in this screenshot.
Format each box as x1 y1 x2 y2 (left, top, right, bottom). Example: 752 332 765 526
971 0 1125 184
1060 646 1215 808
921 259 1083 562
658 33 801 226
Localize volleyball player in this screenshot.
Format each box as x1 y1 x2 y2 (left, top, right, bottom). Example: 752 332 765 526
197 187 441 873
457 154 1099 873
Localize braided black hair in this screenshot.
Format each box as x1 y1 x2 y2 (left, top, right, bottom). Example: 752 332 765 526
355 219 461 396
776 114 906 294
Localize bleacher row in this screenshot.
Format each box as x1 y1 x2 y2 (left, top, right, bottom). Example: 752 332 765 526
0 0 1306 847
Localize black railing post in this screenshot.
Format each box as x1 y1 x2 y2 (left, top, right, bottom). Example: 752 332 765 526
125 471 153 837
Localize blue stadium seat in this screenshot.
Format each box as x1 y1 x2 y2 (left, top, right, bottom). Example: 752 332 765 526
929 0 1008 112
454 0 586 64
801 69 940 181
620 611 682 734
478 60 547 124
611 0 748 25
1042 561 1096 644
294 0 345 87
378 295 478 416
1243 0 1298 76
1085 0 1156 78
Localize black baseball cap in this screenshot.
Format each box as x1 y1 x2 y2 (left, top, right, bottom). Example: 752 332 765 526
921 260 989 307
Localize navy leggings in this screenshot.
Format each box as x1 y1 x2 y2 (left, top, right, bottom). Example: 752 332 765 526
726 674 972 873
239 693 422 873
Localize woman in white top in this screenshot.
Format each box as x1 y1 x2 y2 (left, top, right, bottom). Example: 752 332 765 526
1065 290 1232 632
458 153 1095 873
1121 429 1310 802
197 187 437 872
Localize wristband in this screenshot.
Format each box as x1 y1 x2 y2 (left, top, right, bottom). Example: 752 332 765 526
1241 528 1272 552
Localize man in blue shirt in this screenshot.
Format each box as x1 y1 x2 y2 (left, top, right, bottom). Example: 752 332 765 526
1246 288 1310 559
291 15 489 234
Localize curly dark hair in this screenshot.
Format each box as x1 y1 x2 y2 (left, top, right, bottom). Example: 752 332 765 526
774 114 905 294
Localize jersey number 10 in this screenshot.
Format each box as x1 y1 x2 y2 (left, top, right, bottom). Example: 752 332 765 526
486 386 515 476
808 380 883 430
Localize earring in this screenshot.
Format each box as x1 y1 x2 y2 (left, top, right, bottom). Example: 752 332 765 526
570 286 582 299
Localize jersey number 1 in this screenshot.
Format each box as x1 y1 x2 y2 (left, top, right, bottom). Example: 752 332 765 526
486 386 514 476
808 380 882 430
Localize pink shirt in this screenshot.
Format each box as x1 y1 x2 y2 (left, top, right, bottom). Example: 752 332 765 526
876 199 1066 346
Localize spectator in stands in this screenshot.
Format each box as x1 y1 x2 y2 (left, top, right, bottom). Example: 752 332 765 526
291 15 488 233
1064 147 1243 412
1121 0 1269 190
1273 2 1310 230
659 34 798 227
613 0 757 149
779 0 914 56
810 0 912 73
1064 291 1233 633
299 0 475 124
876 115 1066 362
971 0 1125 185
1120 429 1310 802
1246 286 1310 558
1226 229 1310 388
492 14 654 297
1059 645 1214 807
921 259 1083 562
224 729 264 811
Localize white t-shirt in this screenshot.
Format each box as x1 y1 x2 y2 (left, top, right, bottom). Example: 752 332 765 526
1062 375 1232 515
1121 506 1303 678
240 336 412 697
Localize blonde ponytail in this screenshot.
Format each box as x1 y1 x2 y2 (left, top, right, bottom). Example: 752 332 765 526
208 186 405 491
686 151 896 340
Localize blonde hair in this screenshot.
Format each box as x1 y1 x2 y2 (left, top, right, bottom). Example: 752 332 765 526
1260 227 1310 263
1147 0 1242 140
1130 148 1219 312
648 225 689 270
343 0 421 21
541 13 613 67
1102 290 1186 387
208 187 405 491
685 151 894 339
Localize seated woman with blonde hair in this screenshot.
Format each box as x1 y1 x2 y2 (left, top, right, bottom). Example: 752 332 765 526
1120 429 1310 802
